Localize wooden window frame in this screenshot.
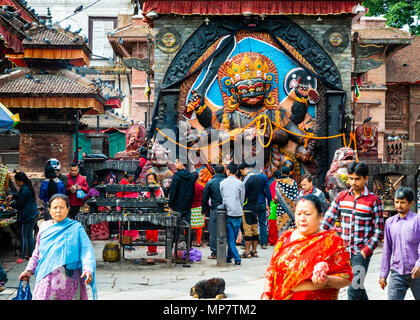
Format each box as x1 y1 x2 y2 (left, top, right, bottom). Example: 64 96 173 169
88 16 118 60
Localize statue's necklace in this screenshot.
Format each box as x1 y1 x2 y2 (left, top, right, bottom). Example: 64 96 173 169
363 124 372 138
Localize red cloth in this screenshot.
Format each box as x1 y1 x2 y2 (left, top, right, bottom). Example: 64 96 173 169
90 222 110 240
66 174 89 207
191 182 204 208
146 230 159 253
270 180 276 199
268 219 278 245
116 178 138 198
143 1 359 16
263 229 353 300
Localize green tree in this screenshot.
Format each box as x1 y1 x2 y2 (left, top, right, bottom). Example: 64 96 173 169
362 0 420 35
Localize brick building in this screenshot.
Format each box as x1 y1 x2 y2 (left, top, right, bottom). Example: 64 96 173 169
352 16 413 160
386 36 420 162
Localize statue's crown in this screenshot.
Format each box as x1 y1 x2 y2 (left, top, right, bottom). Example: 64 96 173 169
226 54 269 83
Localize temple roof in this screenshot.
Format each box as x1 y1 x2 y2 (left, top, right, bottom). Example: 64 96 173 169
80 111 131 130
108 15 151 58
353 27 413 45
387 37 420 84
0 68 99 96
23 25 91 55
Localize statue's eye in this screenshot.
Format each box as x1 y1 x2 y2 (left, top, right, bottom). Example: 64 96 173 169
240 89 248 94
255 87 263 93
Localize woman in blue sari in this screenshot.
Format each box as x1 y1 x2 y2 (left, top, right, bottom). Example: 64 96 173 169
18 194 97 300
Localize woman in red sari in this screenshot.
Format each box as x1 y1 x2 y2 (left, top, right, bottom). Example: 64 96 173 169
262 194 353 300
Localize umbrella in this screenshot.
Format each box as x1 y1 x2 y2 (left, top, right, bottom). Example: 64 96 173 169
0 103 20 130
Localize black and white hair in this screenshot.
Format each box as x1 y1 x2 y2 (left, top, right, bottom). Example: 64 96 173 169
394 186 415 203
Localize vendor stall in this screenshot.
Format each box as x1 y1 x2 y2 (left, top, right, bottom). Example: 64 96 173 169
76 183 190 264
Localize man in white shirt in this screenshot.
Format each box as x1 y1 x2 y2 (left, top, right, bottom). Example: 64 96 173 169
220 163 245 266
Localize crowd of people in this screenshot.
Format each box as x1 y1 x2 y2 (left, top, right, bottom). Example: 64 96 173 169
0 155 419 301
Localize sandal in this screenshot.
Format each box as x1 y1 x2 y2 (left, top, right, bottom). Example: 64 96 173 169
251 251 259 258
207 255 217 260
240 252 252 258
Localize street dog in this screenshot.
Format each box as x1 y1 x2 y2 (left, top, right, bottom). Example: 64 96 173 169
190 278 226 299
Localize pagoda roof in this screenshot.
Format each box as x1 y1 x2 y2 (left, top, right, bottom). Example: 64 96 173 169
0 68 106 114
80 111 131 130
23 25 91 56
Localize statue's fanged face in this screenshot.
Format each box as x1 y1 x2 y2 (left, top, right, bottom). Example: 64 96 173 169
234 78 265 107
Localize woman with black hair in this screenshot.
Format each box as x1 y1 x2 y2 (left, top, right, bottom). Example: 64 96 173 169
6 172 39 263
39 164 66 220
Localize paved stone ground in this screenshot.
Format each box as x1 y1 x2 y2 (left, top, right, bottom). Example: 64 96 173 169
0 240 414 300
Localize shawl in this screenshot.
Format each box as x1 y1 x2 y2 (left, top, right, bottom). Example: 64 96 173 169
264 229 352 300
36 218 97 299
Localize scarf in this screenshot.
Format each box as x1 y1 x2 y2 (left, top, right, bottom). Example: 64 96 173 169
36 218 97 299
264 229 352 300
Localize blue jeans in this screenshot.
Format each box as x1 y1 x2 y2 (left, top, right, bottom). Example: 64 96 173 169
0 262 7 285
17 220 36 259
348 252 371 300
257 203 268 245
226 216 242 263
209 208 218 255
388 270 420 300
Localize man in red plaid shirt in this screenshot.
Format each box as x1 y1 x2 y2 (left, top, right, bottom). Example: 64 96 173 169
321 161 384 300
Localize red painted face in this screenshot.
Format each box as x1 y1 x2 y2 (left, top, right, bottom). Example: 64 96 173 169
235 79 265 107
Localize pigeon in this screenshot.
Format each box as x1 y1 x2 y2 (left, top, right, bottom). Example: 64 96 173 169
33 78 41 83
65 24 71 32
74 5 83 14
74 28 82 34
25 73 33 79
39 19 46 25
42 37 51 44
363 117 372 124
72 37 80 43
118 37 124 44
32 22 38 27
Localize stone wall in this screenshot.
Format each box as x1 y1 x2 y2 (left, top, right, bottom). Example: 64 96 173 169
290 16 353 113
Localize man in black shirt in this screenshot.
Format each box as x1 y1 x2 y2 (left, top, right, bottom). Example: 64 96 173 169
238 162 261 258
168 159 195 223
201 165 226 259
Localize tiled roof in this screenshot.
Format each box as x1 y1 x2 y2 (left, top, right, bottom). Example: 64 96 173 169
80 111 131 129
23 25 91 55
0 68 100 96
108 24 150 40
387 37 420 84
0 8 27 38
353 27 413 45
